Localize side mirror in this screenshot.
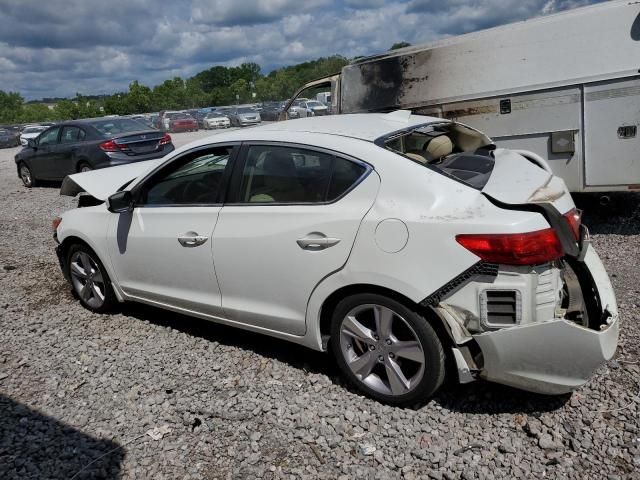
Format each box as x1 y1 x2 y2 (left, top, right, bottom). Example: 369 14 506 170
27 138 36 149
106 191 133 213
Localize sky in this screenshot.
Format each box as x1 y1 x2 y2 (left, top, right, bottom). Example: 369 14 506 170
0 0 604 100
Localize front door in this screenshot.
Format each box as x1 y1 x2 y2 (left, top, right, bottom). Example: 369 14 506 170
30 126 62 179
213 143 379 335
107 145 235 316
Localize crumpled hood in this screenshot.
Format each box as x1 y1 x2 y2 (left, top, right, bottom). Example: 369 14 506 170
482 148 572 211
60 158 164 200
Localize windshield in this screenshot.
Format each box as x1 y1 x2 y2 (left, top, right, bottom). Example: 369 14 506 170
383 122 495 189
206 113 223 118
89 118 149 137
306 101 323 108
23 127 47 134
236 108 253 114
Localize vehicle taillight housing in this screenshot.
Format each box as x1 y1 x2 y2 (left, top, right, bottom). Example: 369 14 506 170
99 139 126 152
159 134 171 146
563 208 582 241
52 216 62 232
456 228 564 266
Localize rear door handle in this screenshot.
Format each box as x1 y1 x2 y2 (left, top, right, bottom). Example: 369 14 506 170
297 235 341 250
178 232 209 247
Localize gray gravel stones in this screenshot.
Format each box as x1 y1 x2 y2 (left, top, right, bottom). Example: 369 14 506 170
1 133 640 479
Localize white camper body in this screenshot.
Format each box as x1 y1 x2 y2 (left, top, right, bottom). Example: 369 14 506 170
286 0 640 192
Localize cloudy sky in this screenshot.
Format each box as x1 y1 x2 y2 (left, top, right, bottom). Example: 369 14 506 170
0 0 603 100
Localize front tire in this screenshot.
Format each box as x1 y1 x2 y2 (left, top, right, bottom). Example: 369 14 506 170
18 162 37 187
66 244 117 313
330 293 445 405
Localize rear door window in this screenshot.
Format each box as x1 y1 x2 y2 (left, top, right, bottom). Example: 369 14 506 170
234 145 367 204
60 126 85 144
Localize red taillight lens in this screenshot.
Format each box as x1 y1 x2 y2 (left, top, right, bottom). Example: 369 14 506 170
159 133 171 146
52 216 62 232
99 139 125 152
563 208 582 241
456 228 564 265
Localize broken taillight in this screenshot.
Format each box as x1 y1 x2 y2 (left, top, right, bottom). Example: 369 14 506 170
456 229 564 266
563 208 582 241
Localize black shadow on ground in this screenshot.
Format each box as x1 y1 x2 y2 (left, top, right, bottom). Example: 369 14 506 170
121 302 570 414
573 192 640 235
0 394 124 479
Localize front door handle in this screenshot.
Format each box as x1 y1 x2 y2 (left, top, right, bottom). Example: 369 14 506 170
297 234 341 250
178 231 209 247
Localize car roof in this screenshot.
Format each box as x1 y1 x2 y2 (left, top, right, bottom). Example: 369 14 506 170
207 111 444 143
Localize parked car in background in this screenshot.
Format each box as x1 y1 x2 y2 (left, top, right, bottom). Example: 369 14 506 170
54 112 618 405
20 125 49 146
0 128 20 148
15 117 174 187
163 112 199 133
201 112 231 129
226 107 261 127
261 101 299 121
297 100 329 117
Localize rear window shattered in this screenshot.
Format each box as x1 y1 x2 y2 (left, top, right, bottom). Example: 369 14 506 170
383 122 496 189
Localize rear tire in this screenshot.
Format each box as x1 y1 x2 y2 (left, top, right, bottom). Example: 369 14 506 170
330 293 445 405
78 162 92 173
18 162 37 187
66 244 117 313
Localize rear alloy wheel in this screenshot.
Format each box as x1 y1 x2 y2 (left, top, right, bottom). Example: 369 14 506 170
19 163 36 188
331 294 445 405
78 163 92 173
67 244 116 313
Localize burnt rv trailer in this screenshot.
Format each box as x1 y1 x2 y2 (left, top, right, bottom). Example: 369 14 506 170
284 0 640 193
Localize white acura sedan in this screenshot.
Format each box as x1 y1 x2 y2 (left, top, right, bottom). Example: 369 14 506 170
54 111 618 405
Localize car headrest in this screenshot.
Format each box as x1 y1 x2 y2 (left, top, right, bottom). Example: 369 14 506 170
424 135 454 161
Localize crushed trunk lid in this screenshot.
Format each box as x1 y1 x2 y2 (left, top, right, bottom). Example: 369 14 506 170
482 148 573 212
60 158 164 200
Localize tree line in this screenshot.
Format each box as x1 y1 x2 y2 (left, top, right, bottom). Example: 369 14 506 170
0 55 349 124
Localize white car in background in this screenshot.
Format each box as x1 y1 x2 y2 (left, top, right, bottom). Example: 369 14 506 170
20 125 48 146
202 112 231 129
53 111 618 405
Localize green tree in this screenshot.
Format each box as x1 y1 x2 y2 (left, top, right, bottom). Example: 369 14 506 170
390 41 411 50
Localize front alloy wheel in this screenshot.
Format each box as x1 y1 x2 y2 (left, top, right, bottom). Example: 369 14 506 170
331 294 445 405
19 163 36 187
67 245 116 312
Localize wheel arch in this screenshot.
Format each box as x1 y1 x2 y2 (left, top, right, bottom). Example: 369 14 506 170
317 283 456 352
57 234 125 302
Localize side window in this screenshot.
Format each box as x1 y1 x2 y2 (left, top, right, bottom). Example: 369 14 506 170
327 157 366 201
60 126 83 144
140 146 233 206
237 145 366 204
38 127 60 146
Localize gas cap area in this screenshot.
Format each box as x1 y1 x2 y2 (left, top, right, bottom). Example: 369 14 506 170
375 219 409 253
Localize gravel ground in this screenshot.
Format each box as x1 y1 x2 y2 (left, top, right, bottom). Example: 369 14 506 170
1 131 639 479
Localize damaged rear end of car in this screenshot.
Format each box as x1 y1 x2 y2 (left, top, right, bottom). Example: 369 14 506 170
382 120 619 395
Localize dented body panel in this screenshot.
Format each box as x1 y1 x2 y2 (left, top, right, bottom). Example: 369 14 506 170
440 244 618 395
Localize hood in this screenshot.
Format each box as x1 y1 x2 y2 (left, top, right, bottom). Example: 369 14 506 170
60 158 164 200
482 148 573 211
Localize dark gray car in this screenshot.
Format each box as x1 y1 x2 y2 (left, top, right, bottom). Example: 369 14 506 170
14 117 175 187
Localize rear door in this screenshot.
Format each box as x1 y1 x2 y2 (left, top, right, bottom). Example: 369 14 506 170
584 78 640 186
213 143 379 335
107 145 236 315
55 126 86 178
